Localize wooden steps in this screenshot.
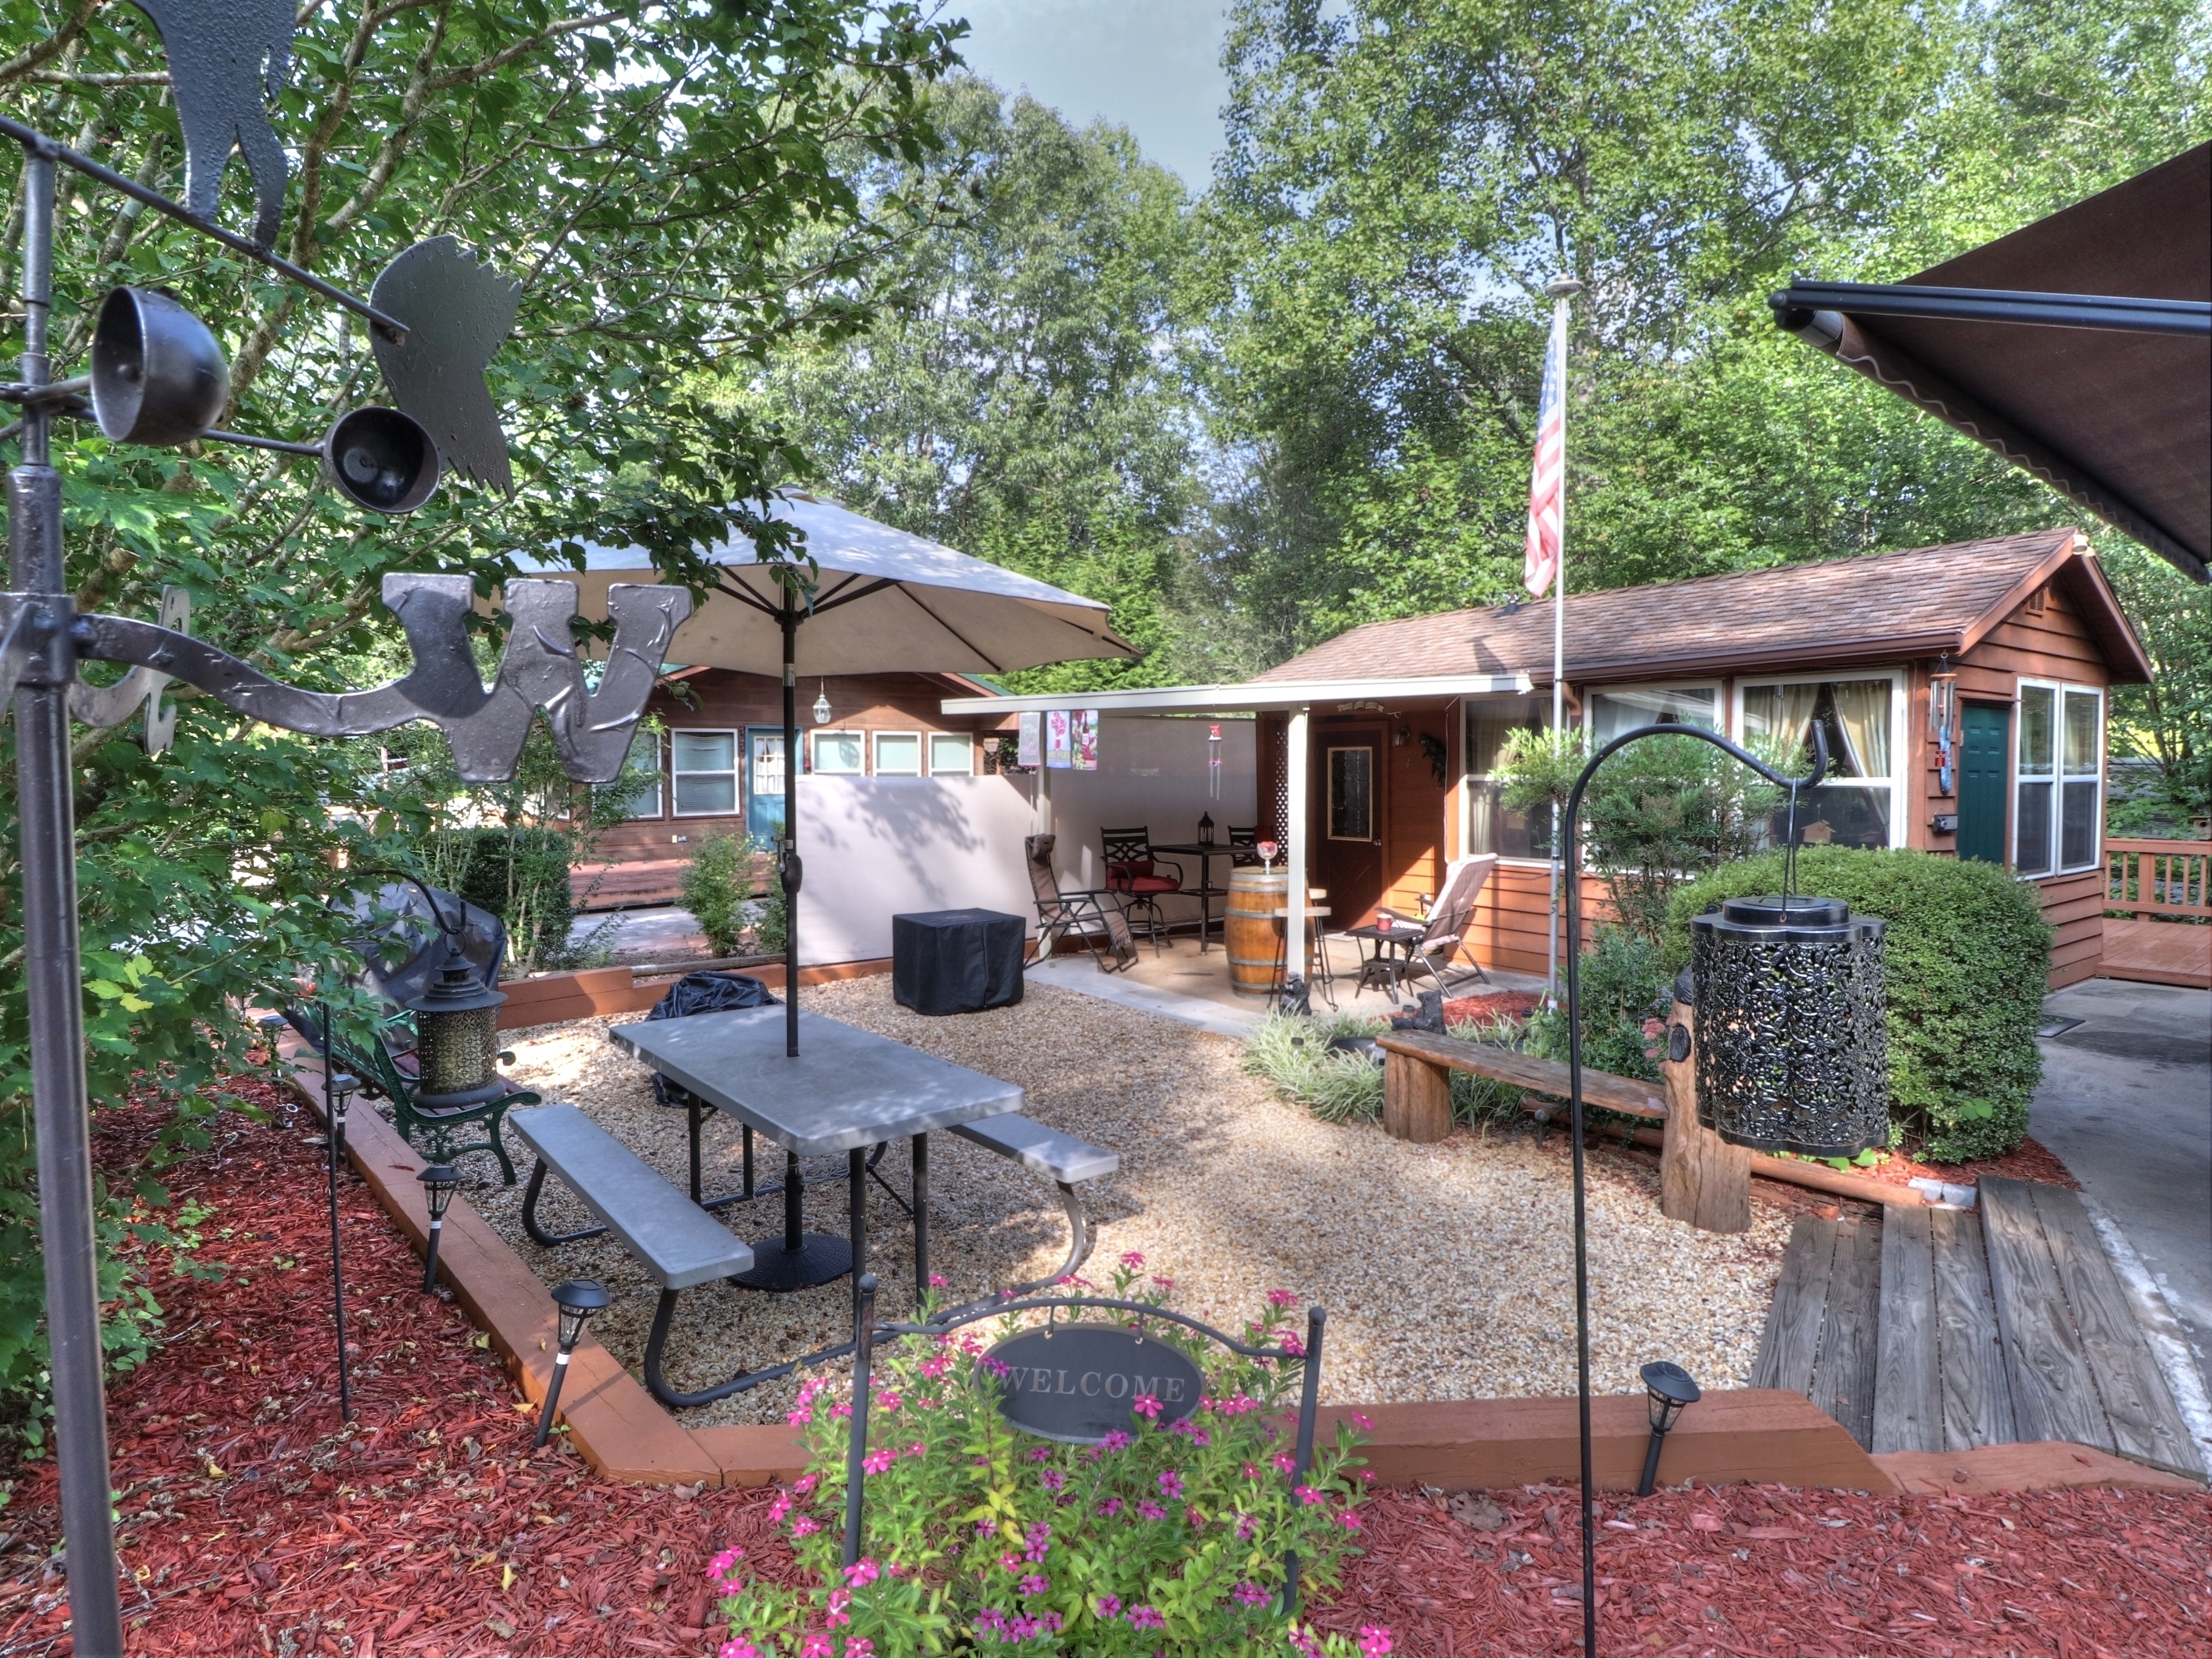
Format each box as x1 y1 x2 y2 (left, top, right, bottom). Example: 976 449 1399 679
1751 1183 2200 1479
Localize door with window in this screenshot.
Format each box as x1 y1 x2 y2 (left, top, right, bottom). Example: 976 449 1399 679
1957 704 2009 864
1313 725 1387 925
745 727 785 844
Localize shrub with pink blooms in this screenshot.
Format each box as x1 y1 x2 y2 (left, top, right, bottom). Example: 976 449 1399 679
711 1260 1377 1656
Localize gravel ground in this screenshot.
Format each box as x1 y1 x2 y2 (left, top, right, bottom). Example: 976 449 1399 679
466 977 1790 1429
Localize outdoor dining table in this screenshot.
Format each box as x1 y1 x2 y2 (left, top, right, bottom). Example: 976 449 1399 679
609 1005 1023 1303
1147 840 1236 950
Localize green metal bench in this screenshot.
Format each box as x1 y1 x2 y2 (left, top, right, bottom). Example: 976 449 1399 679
289 1006 535 1183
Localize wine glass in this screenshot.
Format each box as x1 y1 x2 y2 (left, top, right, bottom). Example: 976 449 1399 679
1257 838 1278 874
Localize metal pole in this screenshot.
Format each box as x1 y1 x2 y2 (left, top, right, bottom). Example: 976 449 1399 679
8 137 126 1659
320 1012 352 1424
1280 1306 1328 1617
842 1273 878 1570
1545 284 1574 1002
780 596 800 1058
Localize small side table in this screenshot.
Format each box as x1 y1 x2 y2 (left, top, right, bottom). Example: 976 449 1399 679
893 908 1027 1015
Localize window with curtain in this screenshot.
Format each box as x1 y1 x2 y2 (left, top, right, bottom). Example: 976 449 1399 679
2016 683 2102 876
1741 677 1896 849
1462 696 1552 859
1589 685 1719 745
670 730 737 815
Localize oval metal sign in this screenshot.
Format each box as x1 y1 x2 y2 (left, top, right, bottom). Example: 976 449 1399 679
986 1324 1203 1444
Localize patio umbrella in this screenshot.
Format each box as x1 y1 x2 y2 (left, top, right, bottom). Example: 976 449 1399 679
506 491 1137 1056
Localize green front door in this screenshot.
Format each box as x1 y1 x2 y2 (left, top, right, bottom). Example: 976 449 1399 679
1958 703 2009 864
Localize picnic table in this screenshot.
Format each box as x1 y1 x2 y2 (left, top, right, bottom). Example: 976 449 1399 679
609 1005 1023 1296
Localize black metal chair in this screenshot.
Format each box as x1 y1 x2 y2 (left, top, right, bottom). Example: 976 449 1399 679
1024 834 1138 971
1100 826 1183 947
1228 825 1262 867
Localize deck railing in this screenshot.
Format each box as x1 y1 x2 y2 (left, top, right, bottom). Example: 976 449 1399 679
2106 837 2211 921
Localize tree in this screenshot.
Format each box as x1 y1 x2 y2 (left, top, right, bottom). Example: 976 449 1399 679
0 0 960 1429
2103 542 2212 830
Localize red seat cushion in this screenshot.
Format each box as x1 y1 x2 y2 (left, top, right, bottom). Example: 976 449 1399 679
1124 874 1178 894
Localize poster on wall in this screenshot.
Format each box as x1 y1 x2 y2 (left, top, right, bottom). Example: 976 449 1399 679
1018 711 1042 769
1073 710 1099 770
1045 709 1073 769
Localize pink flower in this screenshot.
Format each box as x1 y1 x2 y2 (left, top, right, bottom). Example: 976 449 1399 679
1236 1512 1258 1541
1187 1505 1204 1527
794 1474 819 1494
1128 1605 1165 1631
826 1589 852 1629
845 1557 880 1588
876 1389 900 1412
976 1518 997 1538
800 1638 832 1659
1340 1508 1364 1531
1151 1274 1175 1289
1290 1622 1324 1658
720 1642 760 1659
844 1643 875 1658
1273 1452 1297 1476
790 1515 822 1537
1350 1410 1374 1431
1118 1251 1144 1269
1000 1552 1024 1572
1158 1469 1184 1499
907 1441 924 1457
1136 1500 1167 1520
920 1354 952 1379
768 1491 794 1523
709 1547 745 1578
862 1448 897 1475
1133 1393 1162 1419
830 1402 853 1418
1100 1430 1133 1452
1280 1332 1306 1357
1095 1594 1123 1618
1018 1572 1049 1596
1267 1288 1298 1308
786 1407 814 1427
1296 1484 1323 1506
1234 1582 1269 1607
1096 1497 1123 1518
928 1273 949 1287
1359 1622 1393 1657
1039 1468 1064 1492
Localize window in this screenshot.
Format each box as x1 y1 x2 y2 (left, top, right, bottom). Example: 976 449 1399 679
929 732 974 775
2015 682 2102 876
814 730 865 775
615 730 662 819
670 730 737 816
1738 675 1902 849
874 731 923 776
1463 696 1554 859
1327 746 1373 840
1588 684 1719 746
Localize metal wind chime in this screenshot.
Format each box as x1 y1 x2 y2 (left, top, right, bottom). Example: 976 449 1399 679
2 8 685 1651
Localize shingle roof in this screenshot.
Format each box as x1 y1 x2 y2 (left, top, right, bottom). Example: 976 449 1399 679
1252 528 2151 686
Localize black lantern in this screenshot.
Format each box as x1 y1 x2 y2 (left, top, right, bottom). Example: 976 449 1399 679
1198 812 1215 845
1690 895 1887 1158
326 1070 358 1158
536 1278 610 1447
418 1163 460 1293
403 941 508 1108
1636 1362 1701 1496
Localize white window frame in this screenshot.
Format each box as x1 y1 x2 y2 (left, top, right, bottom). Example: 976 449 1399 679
872 730 924 776
812 730 866 775
1581 680 1726 746
2014 679 2104 878
927 731 974 775
1731 668 1909 850
669 728 740 819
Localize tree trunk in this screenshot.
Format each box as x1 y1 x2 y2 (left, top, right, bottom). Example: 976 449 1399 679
1382 1050 1453 1143
1658 1000 1751 1233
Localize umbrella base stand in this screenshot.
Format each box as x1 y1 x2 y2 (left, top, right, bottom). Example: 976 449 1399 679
730 1233 852 1292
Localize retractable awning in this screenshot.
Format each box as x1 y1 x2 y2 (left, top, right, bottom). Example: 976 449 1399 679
1771 143 2210 584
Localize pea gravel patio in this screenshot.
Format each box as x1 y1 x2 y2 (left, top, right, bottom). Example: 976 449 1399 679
469 977 1791 1429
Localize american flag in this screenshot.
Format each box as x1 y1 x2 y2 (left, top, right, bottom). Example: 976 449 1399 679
1522 299 1568 597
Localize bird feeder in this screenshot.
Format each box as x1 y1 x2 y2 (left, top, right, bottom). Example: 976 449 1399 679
404 942 508 1108
1689 895 1888 1158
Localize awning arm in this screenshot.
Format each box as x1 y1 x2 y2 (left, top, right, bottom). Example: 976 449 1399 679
1771 282 2210 337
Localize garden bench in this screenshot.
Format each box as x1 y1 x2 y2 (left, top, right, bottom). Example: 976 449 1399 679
944 1113 1118 1299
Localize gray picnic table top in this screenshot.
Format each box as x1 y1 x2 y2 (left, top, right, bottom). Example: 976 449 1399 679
607 1005 1024 1156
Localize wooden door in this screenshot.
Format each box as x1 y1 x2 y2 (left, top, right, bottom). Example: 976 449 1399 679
1314 725 1387 925
1958 703 2010 864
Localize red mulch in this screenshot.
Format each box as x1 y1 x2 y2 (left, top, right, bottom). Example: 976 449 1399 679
3 1081 2197 1659
1847 1137 2082 1193
1442 992 1543 1027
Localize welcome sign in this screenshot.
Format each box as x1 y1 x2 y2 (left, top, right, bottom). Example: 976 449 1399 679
986 1324 1204 1443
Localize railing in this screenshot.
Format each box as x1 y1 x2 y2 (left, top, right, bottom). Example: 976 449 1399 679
2107 837 2211 920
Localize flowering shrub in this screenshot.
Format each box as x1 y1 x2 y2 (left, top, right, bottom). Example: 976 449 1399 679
712 1258 1378 1656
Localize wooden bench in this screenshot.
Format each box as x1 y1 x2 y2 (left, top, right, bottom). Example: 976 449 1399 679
948 1113 1119 1298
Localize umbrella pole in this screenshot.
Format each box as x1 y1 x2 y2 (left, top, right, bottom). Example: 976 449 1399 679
781 595 800 1059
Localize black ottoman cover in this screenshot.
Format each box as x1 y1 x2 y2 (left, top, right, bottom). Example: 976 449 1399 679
892 908 1025 1016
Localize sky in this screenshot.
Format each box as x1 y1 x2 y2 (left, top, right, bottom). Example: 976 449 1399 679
945 1 1235 187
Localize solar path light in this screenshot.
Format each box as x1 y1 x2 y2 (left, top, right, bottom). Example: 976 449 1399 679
1636 1362 1701 1496
418 1165 461 1293
536 1279 611 1447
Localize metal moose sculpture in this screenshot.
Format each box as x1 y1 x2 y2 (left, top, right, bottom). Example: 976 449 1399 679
2 26 682 1653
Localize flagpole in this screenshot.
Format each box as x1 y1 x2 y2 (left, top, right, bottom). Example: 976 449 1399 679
1542 278 1580 999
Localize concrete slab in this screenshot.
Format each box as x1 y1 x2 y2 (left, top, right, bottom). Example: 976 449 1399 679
568 904 707 964
2030 979 2211 1422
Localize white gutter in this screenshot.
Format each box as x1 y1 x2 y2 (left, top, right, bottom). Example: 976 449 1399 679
939 672 1532 715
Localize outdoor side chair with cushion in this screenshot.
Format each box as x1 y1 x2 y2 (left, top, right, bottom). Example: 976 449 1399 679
1400 854 1497 996
1228 825 1262 867
1099 826 1182 948
1024 834 1139 973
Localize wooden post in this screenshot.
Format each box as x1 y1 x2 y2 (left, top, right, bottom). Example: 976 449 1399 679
1658 1000 1751 1233
1382 1050 1453 1143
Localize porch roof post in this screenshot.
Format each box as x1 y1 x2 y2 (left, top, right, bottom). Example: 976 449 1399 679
1286 705 1311 1000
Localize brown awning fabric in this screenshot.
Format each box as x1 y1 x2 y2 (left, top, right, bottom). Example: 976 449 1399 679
1773 144 2210 584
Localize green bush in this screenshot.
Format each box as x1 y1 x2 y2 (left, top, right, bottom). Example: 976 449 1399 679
1522 925 1667 1083
1242 1011 1529 1128
1661 848 2051 1162
439 825 579 975
680 831 781 959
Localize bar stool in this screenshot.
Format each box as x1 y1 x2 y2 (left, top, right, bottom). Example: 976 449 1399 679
1272 887 1335 1010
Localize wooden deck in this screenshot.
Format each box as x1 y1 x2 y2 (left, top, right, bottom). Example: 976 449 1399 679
2100 917 2212 987
1753 1179 2199 1477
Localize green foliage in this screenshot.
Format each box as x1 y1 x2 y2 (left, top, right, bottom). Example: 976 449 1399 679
1522 928 1667 1085
1242 1010 1530 1126
1662 849 2053 1161
436 826 578 977
680 832 770 959
713 1266 1374 1657
2103 542 2212 827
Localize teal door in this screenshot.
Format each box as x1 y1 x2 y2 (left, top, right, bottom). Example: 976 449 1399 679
1958 704 2009 864
745 726 785 845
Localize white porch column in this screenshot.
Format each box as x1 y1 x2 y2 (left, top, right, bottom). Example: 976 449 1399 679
1285 705 1310 995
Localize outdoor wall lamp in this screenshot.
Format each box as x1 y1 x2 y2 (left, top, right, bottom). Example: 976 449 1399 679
813 680 832 725
418 1164 461 1293
1636 1362 1701 1496
536 1278 611 1447
404 944 509 1108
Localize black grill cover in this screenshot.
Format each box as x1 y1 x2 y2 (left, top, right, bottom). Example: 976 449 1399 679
647 972 780 1021
892 909 1025 1016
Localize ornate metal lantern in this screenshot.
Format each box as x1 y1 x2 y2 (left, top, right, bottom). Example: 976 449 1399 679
404 943 508 1108
1690 895 1888 1158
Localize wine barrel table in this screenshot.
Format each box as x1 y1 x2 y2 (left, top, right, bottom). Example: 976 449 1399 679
1224 868 1289 997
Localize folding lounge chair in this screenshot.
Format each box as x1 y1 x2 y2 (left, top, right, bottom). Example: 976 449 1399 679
1024 834 1139 972
1401 854 1497 994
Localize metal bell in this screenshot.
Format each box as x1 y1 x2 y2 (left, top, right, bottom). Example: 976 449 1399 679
321 406 441 514
91 286 230 446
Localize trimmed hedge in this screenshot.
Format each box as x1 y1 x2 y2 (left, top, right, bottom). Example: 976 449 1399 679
1661 848 2051 1163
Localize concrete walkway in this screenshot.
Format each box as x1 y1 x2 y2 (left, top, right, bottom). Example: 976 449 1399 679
2030 979 2211 1405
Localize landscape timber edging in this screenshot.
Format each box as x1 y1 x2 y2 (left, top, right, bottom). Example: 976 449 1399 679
275 1035 2180 1501
495 956 894 1031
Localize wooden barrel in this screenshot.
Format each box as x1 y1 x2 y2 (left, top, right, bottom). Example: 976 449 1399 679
1226 869 1289 998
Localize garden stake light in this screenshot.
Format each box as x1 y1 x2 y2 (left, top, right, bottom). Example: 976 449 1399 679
322 1056 359 1425
1636 1362 1701 1496
1559 719 1827 1658
536 1278 610 1447
418 1165 461 1293
0 21 688 1639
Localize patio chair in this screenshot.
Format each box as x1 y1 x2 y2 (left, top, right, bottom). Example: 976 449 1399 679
1025 834 1139 973
1228 825 1262 867
1399 854 1497 996
1100 826 1183 946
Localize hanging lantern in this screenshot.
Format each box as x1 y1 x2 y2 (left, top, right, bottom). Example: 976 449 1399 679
1690 895 1887 1158
812 680 832 725
403 941 508 1108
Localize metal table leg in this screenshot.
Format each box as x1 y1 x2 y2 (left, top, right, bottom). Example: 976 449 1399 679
731 1145 853 1292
